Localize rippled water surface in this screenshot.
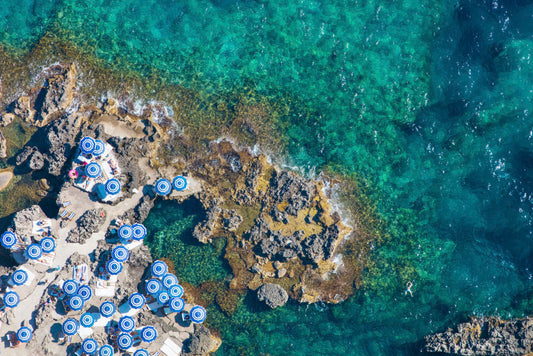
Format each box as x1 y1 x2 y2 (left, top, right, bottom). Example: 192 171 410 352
2 0 533 354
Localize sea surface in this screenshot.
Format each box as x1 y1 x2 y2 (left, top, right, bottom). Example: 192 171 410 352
1 0 533 354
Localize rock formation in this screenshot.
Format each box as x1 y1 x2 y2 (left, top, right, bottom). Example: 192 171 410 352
257 283 289 309
66 208 106 244
11 205 48 242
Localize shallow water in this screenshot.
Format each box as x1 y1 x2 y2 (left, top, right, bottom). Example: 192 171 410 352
2 0 533 354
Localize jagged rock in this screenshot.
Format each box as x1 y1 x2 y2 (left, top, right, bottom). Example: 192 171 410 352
425 316 533 355
0 112 15 127
268 171 316 216
193 206 222 243
67 208 106 244
0 129 6 158
245 159 263 189
35 63 77 125
107 136 150 189
256 238 281 258
13 95 36 123
257 283 288 309
244 217 269 243
183 324 215 356
270 206 288 223
11 205 48 242
301 224 340 263
103 98 119 115
222 209 242 231
277 268 287 278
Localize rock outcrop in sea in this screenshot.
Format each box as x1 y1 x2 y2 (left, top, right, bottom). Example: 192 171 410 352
424 316 533 355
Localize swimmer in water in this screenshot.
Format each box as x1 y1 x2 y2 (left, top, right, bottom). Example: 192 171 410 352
405 281 413 297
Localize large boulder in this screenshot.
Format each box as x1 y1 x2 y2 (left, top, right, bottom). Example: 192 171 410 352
183 324 215 356
11 205 48 242
256 283 288 309
67 208 106 244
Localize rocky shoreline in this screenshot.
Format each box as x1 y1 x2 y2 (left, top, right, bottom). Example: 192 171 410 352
424 316 533 355
0 62 362 353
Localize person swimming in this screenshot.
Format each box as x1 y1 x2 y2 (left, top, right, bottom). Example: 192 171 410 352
405 281 413 297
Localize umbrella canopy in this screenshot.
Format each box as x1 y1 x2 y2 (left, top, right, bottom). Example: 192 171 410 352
78 285 93 301
172 175 188 191
140 326 157 343
134 350 149 356
118 225 133 240
151 260 168 278
80 312 95 328
63 279 79 296
112 245 129 262
17 327 32 343
154 178 172 195
106 259 123 275
68 295 84 311
131 223 147 241
117 333 134 350
168 297 185 313
190 305 207 323
4 291 19 308
1 231 17 249
162 273 178 289
82 338 98 355
105 179 121 195
118 316 135 332
99 344 114 356
168 284 184 298
100 301 115 318
157 291 170 305
145 279 162 295
11 269 28 286
26 243 42 260
128 293 146 309
80 136 96 153
93 140 105 156
85 162 102 179
62 318 79 336
40 237 55 253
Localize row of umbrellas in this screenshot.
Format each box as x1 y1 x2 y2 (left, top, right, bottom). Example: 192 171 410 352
117 223 147 241
153 176 188 196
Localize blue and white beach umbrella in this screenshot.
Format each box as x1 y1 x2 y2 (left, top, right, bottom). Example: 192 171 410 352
80 137 96 153
168 284 184 298
40 237 55 253
26 243 42 260
106 259 123 275
128 293 146 309
63 279 79 296
118 316 135 332
85 162 102 179
93 140 105 156
82 338 98 355
134 350 150 356
157 291 170 305
17 327 32 343
145 279 162 295
78 285 93 301
4 291 20 308
154 178 172 195
80 312 95 328
131 223 147 241
117 333 134 350
190 305 207 323
112 245 129 262
162 273 178 289
118 225 133 240
151 260 168 278
169 297 185 313
68 295 84 311
99 344 114 356
105 179 121 195
1 231 17 249
11 269 28 286
62 318 79 336
172 176 188 191
140 326 157 343
99 301 115 318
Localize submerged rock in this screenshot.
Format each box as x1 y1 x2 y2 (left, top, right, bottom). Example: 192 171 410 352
257 283 288 309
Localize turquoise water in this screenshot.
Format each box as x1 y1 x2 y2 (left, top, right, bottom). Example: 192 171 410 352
2 0 533 354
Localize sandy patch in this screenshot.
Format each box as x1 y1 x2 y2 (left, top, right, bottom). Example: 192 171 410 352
0 170 13 191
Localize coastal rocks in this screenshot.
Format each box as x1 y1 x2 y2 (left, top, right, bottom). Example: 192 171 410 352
11 205 48 242
67 208 106 244
256 283 288 309
193 206 243 243
182 324 217 356
12 95 36 123
301 224 340 263
424 316 533 355
268 170 315 216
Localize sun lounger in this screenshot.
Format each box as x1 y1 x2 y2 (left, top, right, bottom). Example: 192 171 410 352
59 210 69 218
67 212 76 220
61 201 72 207
160 338 182 356
78 326 94 338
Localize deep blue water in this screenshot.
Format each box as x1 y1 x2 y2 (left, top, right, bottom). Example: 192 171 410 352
1 0 533 354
